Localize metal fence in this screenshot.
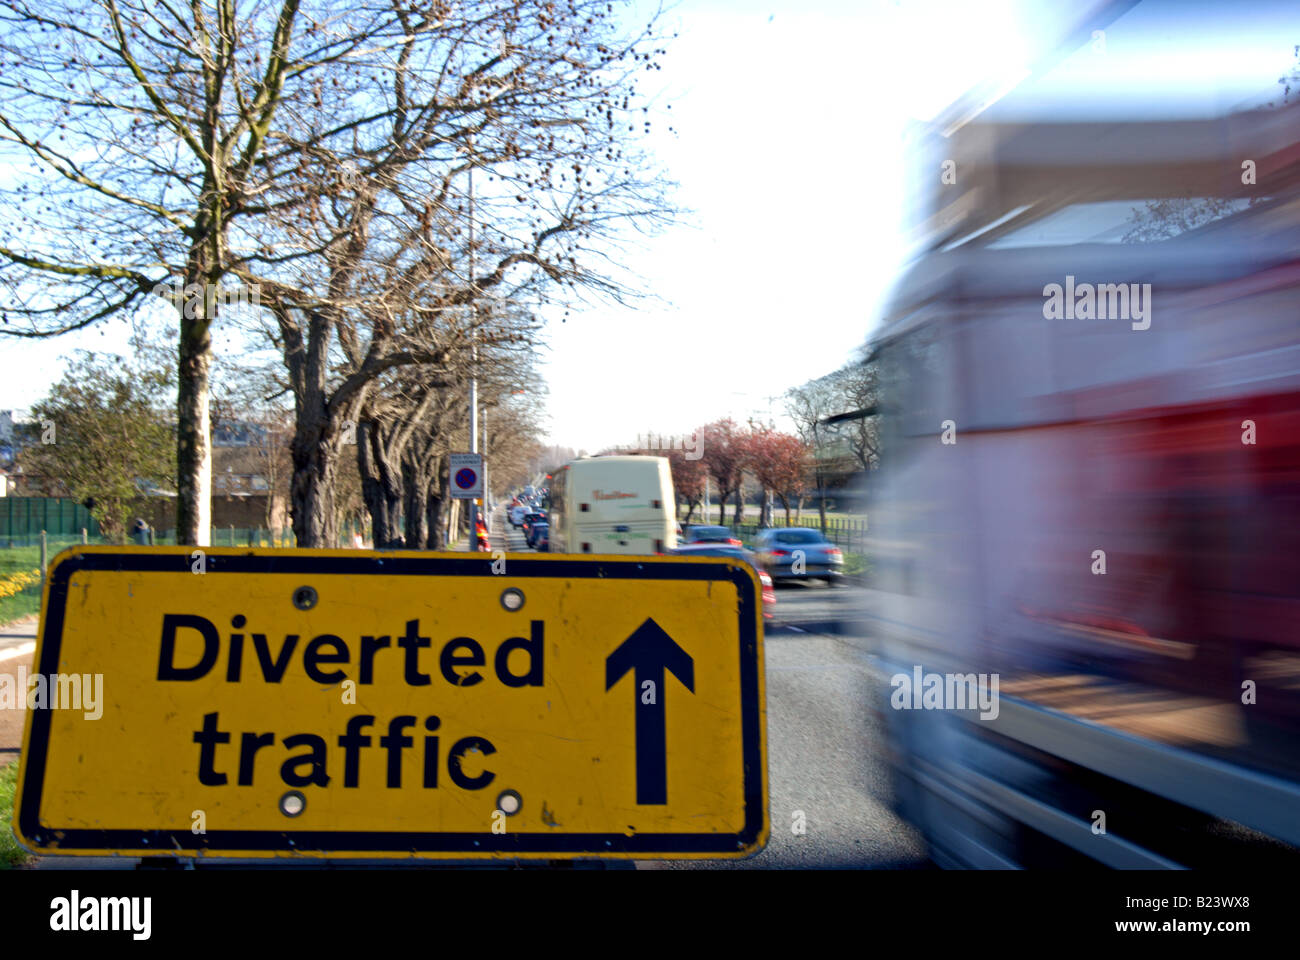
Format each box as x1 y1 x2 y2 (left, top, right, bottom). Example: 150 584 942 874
0 526 299 549
0 519 387 551
0 497 100 540
153 526 299 548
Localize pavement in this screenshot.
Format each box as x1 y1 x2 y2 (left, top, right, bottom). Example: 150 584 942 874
0 615 38 757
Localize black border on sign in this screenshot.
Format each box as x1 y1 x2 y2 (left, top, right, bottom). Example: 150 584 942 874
18 550 763 857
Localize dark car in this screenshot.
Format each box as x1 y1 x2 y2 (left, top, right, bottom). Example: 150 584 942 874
754 527 844 584
669 543 776 618
526 520 549 549
680 524 741 546
521 511 546 541
532 524 550 552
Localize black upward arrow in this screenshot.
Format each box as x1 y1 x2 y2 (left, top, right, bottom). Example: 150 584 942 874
605 618 695 805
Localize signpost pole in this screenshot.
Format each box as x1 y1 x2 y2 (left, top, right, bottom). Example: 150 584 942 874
467 154 478 551
482 406 488 518
468 343 478 552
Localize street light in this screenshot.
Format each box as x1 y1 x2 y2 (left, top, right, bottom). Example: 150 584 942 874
466 143 480 550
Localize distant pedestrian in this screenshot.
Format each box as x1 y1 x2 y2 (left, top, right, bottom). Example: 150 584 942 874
131 518 150 546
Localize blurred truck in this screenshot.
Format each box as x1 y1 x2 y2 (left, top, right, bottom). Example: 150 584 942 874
866 100 1300 867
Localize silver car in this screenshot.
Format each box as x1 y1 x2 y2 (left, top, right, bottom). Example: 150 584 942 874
754 528 844 585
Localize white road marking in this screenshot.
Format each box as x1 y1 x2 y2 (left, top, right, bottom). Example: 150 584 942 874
0 641 37 663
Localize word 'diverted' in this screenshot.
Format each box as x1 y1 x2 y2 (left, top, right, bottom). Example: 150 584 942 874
158 613 544 790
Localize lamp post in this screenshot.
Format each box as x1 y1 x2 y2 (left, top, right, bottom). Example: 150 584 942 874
467 149 479 551
481 402 492 517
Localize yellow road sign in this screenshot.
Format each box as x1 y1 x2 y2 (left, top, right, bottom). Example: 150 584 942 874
15 547 767 860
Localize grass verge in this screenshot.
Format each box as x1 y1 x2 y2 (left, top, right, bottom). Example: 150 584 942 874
0 590 41 627
0 760 32 869
0 544 49 626
842 552 869 576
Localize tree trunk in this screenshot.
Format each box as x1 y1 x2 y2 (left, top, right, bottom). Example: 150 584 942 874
444 487 458 547
778 493 792 525
360 479 394 546
357 420 404 547
283 303 355 548
288 374 343 549
425 485 444 550
817 471 828 535
357 423 392 547
402 459 429 549
433 468 453 548
175 257 214 547
732 488 743 526
290 433 338 548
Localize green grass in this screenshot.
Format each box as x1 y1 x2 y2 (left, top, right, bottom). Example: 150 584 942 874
0 540 94 626
0 539 102 571
0 546 44 626
0 545 43 576
0 589 41 627
0 760 32 868
842 551 870 576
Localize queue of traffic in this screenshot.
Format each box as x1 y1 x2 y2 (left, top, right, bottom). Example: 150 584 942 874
501 454 848 619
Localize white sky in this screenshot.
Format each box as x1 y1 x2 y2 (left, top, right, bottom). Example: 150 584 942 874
531 0 1039 448
2 0 1298 454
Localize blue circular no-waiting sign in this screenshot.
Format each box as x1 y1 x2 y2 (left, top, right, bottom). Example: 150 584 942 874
455 467 479 490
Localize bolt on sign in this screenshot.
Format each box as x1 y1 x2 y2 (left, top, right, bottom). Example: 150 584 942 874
15 547 768 860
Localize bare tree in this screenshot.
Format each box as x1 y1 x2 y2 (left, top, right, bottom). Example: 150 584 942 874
828 350 881 472
482 405 546 501
665 448 706 523
785 378 841 534
698 418 743 527
749 428 807 525
0 0 674 548
528 444 578 478
226 0 675 545
0 0 427 544
352 317 542 549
